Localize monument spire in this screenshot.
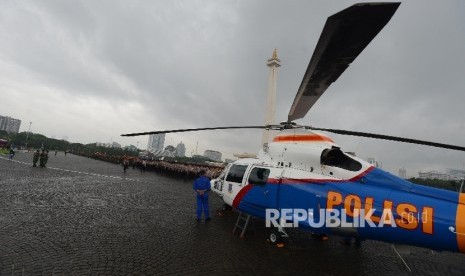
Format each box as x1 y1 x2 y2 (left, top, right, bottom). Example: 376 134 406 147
262 49 281 147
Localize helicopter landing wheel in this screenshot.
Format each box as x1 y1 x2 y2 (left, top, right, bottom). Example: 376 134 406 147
269 229 282 244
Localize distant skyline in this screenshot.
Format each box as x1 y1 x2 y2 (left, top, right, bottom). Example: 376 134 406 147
1 1 465 177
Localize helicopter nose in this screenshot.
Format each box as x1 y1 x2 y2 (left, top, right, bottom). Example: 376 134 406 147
455 193 465 253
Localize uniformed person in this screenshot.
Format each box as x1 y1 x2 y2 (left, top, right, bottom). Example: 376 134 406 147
44 150 49 166
39 150 46 167
193 170 211 222
122 156 129 173
141 159 147 173
33 150 40 167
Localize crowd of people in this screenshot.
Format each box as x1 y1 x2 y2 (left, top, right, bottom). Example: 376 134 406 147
134 159 224 180
71 151 225 180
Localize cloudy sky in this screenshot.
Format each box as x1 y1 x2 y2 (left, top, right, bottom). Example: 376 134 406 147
1 0 465 177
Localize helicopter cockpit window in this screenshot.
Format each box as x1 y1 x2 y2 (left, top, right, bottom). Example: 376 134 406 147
248 167 270 186
226 165 248 183
321 148 362 172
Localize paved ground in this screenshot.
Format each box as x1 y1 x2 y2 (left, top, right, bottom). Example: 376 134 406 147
1 152 465 275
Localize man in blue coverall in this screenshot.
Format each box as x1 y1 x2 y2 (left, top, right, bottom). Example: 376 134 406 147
193 170 211 222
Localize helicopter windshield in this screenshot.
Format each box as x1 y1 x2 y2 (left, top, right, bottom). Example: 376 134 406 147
321 148 362 172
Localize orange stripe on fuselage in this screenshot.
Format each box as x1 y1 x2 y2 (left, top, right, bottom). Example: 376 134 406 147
273 134 334 143
456 193 465 253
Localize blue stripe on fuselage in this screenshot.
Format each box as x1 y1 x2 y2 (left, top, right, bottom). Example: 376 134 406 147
237 168 461 252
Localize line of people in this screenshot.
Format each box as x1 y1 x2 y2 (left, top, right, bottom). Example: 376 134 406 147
73 151 225 180
135 160 223 180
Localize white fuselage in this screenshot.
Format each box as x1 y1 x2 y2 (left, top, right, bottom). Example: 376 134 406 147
211 130 372 206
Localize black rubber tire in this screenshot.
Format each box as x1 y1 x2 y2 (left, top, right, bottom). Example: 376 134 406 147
269 229 282 244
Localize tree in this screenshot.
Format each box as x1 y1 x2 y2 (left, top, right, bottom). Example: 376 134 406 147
408 177 459 192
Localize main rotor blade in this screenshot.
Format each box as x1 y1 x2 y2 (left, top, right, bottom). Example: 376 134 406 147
121 126 268 137
288 2 400 122
309 127 465 152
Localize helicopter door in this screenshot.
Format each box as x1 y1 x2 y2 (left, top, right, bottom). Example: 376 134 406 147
241 166 277 218
222 164 249 207
211 165 229 196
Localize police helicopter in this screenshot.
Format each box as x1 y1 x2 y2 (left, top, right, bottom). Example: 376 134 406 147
122 2 465 254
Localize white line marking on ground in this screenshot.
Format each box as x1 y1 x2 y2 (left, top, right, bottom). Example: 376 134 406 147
0 155 143 182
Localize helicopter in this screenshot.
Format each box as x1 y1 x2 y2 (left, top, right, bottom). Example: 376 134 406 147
122 2 465 254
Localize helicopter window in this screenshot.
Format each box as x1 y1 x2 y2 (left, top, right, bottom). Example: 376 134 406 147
321 148 362 172
248 167 270 186
226 165 248 183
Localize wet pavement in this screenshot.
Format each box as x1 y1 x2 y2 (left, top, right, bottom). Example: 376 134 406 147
1 152 464 275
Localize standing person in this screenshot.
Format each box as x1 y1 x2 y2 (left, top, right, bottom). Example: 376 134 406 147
122 156 129 173
39 150 46 167
44 150 49 166
8 148 15 160
32 150 40 167
193 170 211 222
55 150 57 156
142 159 147 173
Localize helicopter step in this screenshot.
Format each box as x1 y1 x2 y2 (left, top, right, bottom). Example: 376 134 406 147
233 212 255 238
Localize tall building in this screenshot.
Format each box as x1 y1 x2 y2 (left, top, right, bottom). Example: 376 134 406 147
204 150 222 162
147 134 165 155
418 171 451 181
0 115 21 134
399 167 407 179
262 49 281 146
175 142 186 157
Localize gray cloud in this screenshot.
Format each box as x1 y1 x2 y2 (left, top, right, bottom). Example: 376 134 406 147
1 0 464 176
